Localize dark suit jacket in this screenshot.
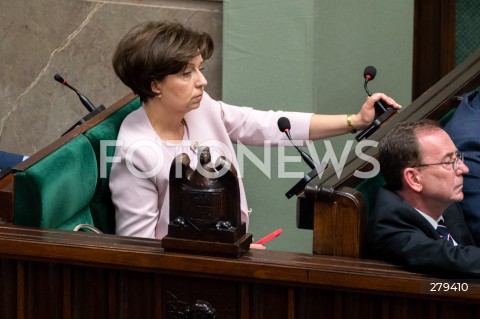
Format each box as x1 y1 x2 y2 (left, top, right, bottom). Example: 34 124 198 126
444 89 480 245
366 187 480 278
0 150 24 170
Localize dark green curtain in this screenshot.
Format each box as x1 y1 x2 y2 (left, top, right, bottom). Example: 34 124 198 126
456 0 480 65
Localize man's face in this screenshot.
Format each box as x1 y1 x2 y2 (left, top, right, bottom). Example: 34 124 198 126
415 128 469 206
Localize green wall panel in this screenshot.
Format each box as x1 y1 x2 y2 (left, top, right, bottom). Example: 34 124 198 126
223 0 413 252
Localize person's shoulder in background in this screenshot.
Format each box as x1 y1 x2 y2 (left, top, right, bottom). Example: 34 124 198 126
0 150 28 171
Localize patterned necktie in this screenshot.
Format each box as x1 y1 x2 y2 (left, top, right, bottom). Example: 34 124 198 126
436 219 455 247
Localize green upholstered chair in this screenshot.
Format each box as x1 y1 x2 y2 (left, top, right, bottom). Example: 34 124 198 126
14 134 98 230
13 96 141 234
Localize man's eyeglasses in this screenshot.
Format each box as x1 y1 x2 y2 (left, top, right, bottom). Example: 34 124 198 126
412 152 465 171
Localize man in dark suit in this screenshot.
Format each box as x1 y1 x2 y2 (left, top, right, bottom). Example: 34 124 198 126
366 119 480 278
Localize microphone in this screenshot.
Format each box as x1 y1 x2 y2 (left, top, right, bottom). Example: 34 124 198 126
363 66 386 112
278 117 317 169
278 117 328 199
355 66 397 141
363 65 376 96
364 65 376 81
54 74 96 112
54 73 106 136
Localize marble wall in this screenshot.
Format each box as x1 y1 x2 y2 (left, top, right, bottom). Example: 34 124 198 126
0 0 223 156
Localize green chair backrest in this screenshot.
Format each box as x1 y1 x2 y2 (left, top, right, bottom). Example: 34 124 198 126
355 173 386 224
83 97 141 234
14 134 98 230
13 97 141 234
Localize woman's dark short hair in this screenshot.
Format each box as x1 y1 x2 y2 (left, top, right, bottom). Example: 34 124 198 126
112 21 214 101
378 119 441 190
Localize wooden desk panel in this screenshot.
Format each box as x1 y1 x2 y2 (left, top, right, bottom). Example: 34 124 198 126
1 225 479 319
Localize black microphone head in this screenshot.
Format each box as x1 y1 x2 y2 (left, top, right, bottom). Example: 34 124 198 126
278 117 291 132
363 66 377 80
54 74 65 84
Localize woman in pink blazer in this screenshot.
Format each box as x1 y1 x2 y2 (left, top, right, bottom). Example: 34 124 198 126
109 21 400 241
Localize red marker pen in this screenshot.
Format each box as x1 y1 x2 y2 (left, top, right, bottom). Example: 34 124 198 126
254 228 283 245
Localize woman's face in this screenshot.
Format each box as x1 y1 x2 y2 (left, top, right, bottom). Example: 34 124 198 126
153 54 207 115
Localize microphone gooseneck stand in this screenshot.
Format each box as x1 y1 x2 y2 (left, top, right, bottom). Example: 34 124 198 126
277 117 328 199
54 74 106 136
355 66 397 141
